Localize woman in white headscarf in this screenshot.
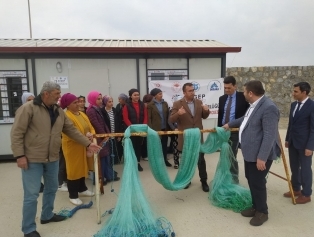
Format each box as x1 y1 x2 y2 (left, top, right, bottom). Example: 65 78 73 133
21 92 35 104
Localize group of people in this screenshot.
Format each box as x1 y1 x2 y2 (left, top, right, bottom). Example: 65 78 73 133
10 77 314 236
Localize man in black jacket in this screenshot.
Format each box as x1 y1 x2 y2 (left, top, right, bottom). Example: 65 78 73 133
218 76 249 183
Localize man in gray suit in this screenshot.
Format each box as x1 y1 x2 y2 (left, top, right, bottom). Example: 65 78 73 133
223 80 280 226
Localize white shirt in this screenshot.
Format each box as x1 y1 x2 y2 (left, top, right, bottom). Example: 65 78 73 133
293 97 309 117
239 95 264 144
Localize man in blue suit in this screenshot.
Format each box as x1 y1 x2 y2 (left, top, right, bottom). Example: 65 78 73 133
284 82 314 204
218 76 249 183
223 80 280 226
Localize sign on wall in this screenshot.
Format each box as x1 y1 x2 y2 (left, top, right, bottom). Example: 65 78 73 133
148 79 224 119
50 76 69 89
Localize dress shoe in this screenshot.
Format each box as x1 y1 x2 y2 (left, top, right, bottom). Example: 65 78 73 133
249 211 268 226
79 190 95 197
201 181 209 192
184 182 191 189
283 190 302 198
70 198 83 206
295 195 311 204
241 207 256 217
165 160 172 167
24 230 41 237
40 214 66 224
138 163 143 172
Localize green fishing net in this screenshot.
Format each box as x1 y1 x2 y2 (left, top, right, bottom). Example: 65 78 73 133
94 125 251 236
201 127 252 213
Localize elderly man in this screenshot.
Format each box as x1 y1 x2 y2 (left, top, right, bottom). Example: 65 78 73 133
11 81 101 237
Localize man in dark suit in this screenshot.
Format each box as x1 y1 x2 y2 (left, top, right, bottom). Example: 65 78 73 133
169 82 210 192
218 76 249 183
284 82 314 204
223 80 280 226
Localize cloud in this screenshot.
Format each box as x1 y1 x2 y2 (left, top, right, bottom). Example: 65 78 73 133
0 0 313 67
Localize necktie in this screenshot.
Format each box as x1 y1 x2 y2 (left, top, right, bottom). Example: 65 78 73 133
224 96 232 124
294 102 302 117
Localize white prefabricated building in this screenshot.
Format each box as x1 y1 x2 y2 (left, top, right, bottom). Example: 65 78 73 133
0 39 241 160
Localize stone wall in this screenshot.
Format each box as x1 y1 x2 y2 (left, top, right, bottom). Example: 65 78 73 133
226 66 314 117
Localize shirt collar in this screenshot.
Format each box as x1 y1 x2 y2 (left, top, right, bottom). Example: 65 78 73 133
229 91 236 98
298 97 309 104
250 95 264 108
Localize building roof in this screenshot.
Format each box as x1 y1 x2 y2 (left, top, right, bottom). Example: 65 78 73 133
0 39 241 54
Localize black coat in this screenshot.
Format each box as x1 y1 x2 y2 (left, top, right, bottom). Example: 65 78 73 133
115 104 127 133
101 107 119 133
218 91 249 127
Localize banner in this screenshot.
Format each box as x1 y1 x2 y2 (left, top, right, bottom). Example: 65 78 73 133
148 79 224 119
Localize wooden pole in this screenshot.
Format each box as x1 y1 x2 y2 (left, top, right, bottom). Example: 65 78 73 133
93 138 101 224
94 128 239 138
274 132 296 204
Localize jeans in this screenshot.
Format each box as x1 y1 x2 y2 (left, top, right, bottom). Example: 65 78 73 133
21 160 59 234
100 156 115 181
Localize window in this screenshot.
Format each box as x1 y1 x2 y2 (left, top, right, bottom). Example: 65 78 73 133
148 69 188 81
0 71 28 124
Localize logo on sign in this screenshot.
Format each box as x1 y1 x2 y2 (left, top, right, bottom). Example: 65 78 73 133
171 81 182 93
192 81 200 92
153 83 161 88
172 94 182 102
207 80 221 91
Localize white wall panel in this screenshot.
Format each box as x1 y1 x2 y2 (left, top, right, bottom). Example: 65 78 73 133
189 58 221 79
147 58 187 69
0 59 25 70
189 58 222 129
35 59 137 102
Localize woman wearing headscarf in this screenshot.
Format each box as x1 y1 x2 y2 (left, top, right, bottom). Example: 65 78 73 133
21 92 35 104
115 93 128 160
86 91 119 183
147 88 172 167
60 93 95 206
101 95 121 170
122 88 147 171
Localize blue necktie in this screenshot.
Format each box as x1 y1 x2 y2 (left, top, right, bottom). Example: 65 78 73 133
294 102 302 117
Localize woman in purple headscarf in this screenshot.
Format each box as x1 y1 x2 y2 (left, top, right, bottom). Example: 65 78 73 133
60 93 95 206
86 91 119 184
